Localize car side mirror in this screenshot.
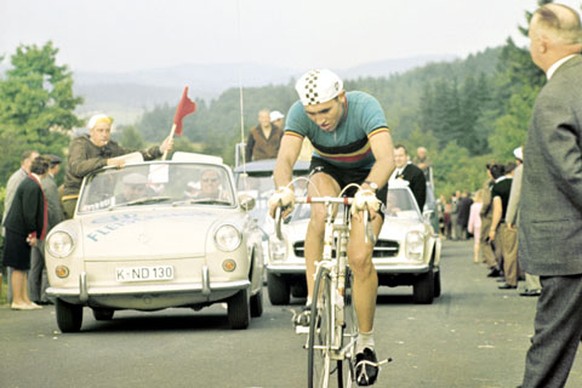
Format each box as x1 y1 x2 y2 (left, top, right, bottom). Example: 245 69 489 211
238 194 256 211
422 209 434 221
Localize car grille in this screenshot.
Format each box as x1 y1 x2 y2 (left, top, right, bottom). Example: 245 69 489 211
374 240 399 257
292 240 399 258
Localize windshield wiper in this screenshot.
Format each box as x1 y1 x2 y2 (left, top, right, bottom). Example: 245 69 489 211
172 198 232 206
114 196 173 207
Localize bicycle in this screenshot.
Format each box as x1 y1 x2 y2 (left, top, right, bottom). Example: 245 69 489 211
274 184 387 388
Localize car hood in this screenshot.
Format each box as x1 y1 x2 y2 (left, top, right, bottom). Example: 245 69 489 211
379 216 428 240
281 216 427 242
73 207 242 259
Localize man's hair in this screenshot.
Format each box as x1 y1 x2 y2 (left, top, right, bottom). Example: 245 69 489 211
535 4 582 45
21 150 37 162
394 144 408 155
30 156 49 175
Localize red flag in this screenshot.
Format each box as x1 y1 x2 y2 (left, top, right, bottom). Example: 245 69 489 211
173 86 197 136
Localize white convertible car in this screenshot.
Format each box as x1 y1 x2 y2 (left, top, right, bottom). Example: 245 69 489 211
268 180 442 305
46 153 265 332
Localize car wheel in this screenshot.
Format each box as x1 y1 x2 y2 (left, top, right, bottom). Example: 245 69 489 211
250 287 264 318
433 270 442 298
56 298 83 333
92 308 115 321
227 289 250 330
267 272 290 305
413 270 435 304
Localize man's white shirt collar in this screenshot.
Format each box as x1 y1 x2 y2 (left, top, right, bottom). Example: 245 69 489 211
547 54 577 80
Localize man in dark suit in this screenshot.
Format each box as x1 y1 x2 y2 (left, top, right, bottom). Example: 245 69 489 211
391 144 426 210
520 4 582 386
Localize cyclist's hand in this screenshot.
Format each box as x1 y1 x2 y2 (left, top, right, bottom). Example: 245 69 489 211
351 189 381 218
268 186 295 218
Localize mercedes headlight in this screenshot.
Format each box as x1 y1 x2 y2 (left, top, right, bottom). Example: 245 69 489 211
406 231 424 261
214 224 242 252
269 236 287 261
47 231 75 258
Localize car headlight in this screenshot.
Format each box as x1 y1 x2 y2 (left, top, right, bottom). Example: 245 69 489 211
269 236 287 261
214 224 242 252
405 231 424 261
47 231 75 258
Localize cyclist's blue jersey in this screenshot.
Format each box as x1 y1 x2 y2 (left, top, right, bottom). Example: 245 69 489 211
285 91 389 170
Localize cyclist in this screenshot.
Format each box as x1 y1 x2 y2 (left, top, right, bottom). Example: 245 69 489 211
268 69 395 386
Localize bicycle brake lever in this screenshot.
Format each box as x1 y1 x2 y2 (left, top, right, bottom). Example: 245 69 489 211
275 206 284 240
363 208 377 245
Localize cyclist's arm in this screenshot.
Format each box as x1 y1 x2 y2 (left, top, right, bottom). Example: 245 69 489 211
273 133 303 188
362 129 395 190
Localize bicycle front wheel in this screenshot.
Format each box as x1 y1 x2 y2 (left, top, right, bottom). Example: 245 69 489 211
308 265 333 388
337 268 357 388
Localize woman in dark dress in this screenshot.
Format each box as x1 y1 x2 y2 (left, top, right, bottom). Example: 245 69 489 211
2 156 48 310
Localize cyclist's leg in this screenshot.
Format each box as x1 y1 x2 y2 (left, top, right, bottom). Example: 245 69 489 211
347 214 382 333
348 214 383 386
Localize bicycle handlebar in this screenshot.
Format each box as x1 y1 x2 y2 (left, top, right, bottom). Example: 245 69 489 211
273 195 376 244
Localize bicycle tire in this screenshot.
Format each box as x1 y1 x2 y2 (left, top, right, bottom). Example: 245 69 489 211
308 265 333 388
337 268 356 388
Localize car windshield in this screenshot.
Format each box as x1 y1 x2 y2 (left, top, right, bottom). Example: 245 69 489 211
77 163 235 213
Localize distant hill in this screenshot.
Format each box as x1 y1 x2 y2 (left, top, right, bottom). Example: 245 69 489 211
72 54 457 124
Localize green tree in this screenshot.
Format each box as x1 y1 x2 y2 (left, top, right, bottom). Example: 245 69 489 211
0 41 83 183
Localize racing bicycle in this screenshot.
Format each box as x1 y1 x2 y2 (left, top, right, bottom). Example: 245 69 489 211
275 186 386 388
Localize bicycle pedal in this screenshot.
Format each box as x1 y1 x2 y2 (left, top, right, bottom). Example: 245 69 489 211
377 357 392 366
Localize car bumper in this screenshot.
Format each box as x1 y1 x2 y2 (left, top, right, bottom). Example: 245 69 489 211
47 271 250 310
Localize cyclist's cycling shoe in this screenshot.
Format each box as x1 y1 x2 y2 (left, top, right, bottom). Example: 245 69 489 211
355 347 379 386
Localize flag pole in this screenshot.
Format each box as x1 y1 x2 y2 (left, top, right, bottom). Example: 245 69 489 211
162 123 177 161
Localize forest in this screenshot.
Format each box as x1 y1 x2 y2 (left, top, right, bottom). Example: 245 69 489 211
0 2 548 219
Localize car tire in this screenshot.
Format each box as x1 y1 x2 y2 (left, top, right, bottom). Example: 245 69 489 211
92 308 115 321
413 270 435 304
267 272 290 305
250 287 264 318
227 289 250 330
433 270 442 298
56 298 83 333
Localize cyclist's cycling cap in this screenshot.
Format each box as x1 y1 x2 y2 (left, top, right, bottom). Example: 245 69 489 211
295 69 344 106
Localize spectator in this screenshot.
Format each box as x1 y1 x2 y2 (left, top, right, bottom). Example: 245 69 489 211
245 109 284 162
520 5 582 385
450 191 461 240
468 189 484 263
456 191 473 240
506 147 541 297
481 164 504 278
270 110 285 130
1 150 39 303
29 155 64 305
412 146 432 183
489 161 517 290
391 144 426 210
2 156 49 310
62 114 173 219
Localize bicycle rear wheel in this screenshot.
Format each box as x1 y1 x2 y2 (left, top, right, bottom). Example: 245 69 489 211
308 265 333 388
337 268 357 388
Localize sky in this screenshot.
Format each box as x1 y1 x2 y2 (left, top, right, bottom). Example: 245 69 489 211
1 0 582 74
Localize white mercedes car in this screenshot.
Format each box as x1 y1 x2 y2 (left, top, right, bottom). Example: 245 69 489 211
46 152 265 332
268 180 442 305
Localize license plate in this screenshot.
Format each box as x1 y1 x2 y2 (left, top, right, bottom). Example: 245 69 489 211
115 265 174 282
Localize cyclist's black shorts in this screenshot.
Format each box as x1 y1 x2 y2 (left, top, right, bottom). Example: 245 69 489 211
309 157 387 216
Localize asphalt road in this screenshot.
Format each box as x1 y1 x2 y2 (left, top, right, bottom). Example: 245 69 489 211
1 239 581 388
